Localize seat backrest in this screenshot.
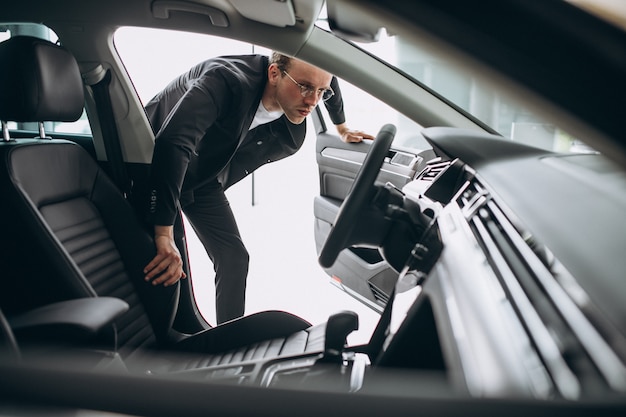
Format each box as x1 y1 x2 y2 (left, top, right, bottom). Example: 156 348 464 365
0 36 180 356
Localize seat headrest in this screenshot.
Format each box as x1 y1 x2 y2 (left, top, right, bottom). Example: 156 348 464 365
0 36 84 122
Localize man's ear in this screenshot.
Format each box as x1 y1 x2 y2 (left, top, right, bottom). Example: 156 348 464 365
267 63 281 84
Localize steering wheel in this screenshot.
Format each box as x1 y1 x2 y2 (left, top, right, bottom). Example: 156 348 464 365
318 124 396 268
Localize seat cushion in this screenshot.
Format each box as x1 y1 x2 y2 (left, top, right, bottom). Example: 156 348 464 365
126 322 326 374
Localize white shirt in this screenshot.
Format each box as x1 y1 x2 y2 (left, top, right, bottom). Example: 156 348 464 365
248 100 283 131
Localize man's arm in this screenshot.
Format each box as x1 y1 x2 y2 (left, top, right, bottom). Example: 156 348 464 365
335 122 375 143
144 225 186 286
144 73 230 285
324 77 375 143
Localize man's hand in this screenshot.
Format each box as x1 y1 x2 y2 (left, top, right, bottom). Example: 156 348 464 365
144 225 187 287
336 123 375 143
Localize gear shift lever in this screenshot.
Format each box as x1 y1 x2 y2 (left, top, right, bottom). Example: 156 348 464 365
320 310 359 363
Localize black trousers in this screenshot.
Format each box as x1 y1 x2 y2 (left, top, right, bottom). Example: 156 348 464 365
181 180 249 325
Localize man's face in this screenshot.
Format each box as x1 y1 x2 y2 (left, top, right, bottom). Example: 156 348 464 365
273 59 333 125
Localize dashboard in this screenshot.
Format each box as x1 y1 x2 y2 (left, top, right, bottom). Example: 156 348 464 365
259 126 626 399
374 127 626 399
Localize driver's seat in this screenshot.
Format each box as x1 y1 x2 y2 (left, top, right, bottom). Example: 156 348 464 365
0 36 335 372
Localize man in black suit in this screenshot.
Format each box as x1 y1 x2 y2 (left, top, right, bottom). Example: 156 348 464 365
143 52 372 324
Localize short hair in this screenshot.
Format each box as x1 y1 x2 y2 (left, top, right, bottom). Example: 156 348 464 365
270 52 292 72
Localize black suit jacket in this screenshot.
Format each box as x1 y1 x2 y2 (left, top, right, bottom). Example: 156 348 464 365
144 55 345 225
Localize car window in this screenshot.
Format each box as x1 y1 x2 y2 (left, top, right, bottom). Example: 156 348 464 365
314 8 591 155
343 30 584 154
318 77 427 152
114 27 268 104
0 23 92 136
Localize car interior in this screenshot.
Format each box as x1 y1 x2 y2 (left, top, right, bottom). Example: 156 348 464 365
1 1 625 416
0 35 343 374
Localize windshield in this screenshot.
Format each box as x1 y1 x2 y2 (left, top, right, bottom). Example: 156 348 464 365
357 31 585 153
317 13 589 154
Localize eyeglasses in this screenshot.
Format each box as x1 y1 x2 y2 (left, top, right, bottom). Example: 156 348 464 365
282 71 335 102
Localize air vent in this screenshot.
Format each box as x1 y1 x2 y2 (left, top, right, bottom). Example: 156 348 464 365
418 160 451 181
369 282 390 305
368 269 397 306
458 178 490 218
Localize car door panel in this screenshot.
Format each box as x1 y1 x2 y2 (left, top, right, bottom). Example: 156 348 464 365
313 116 421 312
316 136 418 201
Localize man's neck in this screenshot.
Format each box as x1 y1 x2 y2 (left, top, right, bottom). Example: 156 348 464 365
261 85 280 112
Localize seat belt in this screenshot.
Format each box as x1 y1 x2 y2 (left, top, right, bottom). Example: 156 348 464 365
83 65 132 198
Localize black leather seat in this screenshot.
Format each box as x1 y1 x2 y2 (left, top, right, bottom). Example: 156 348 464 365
0 298 134 375
0 36 329 373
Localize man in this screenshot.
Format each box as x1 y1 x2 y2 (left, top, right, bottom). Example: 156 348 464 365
142 52 373 324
